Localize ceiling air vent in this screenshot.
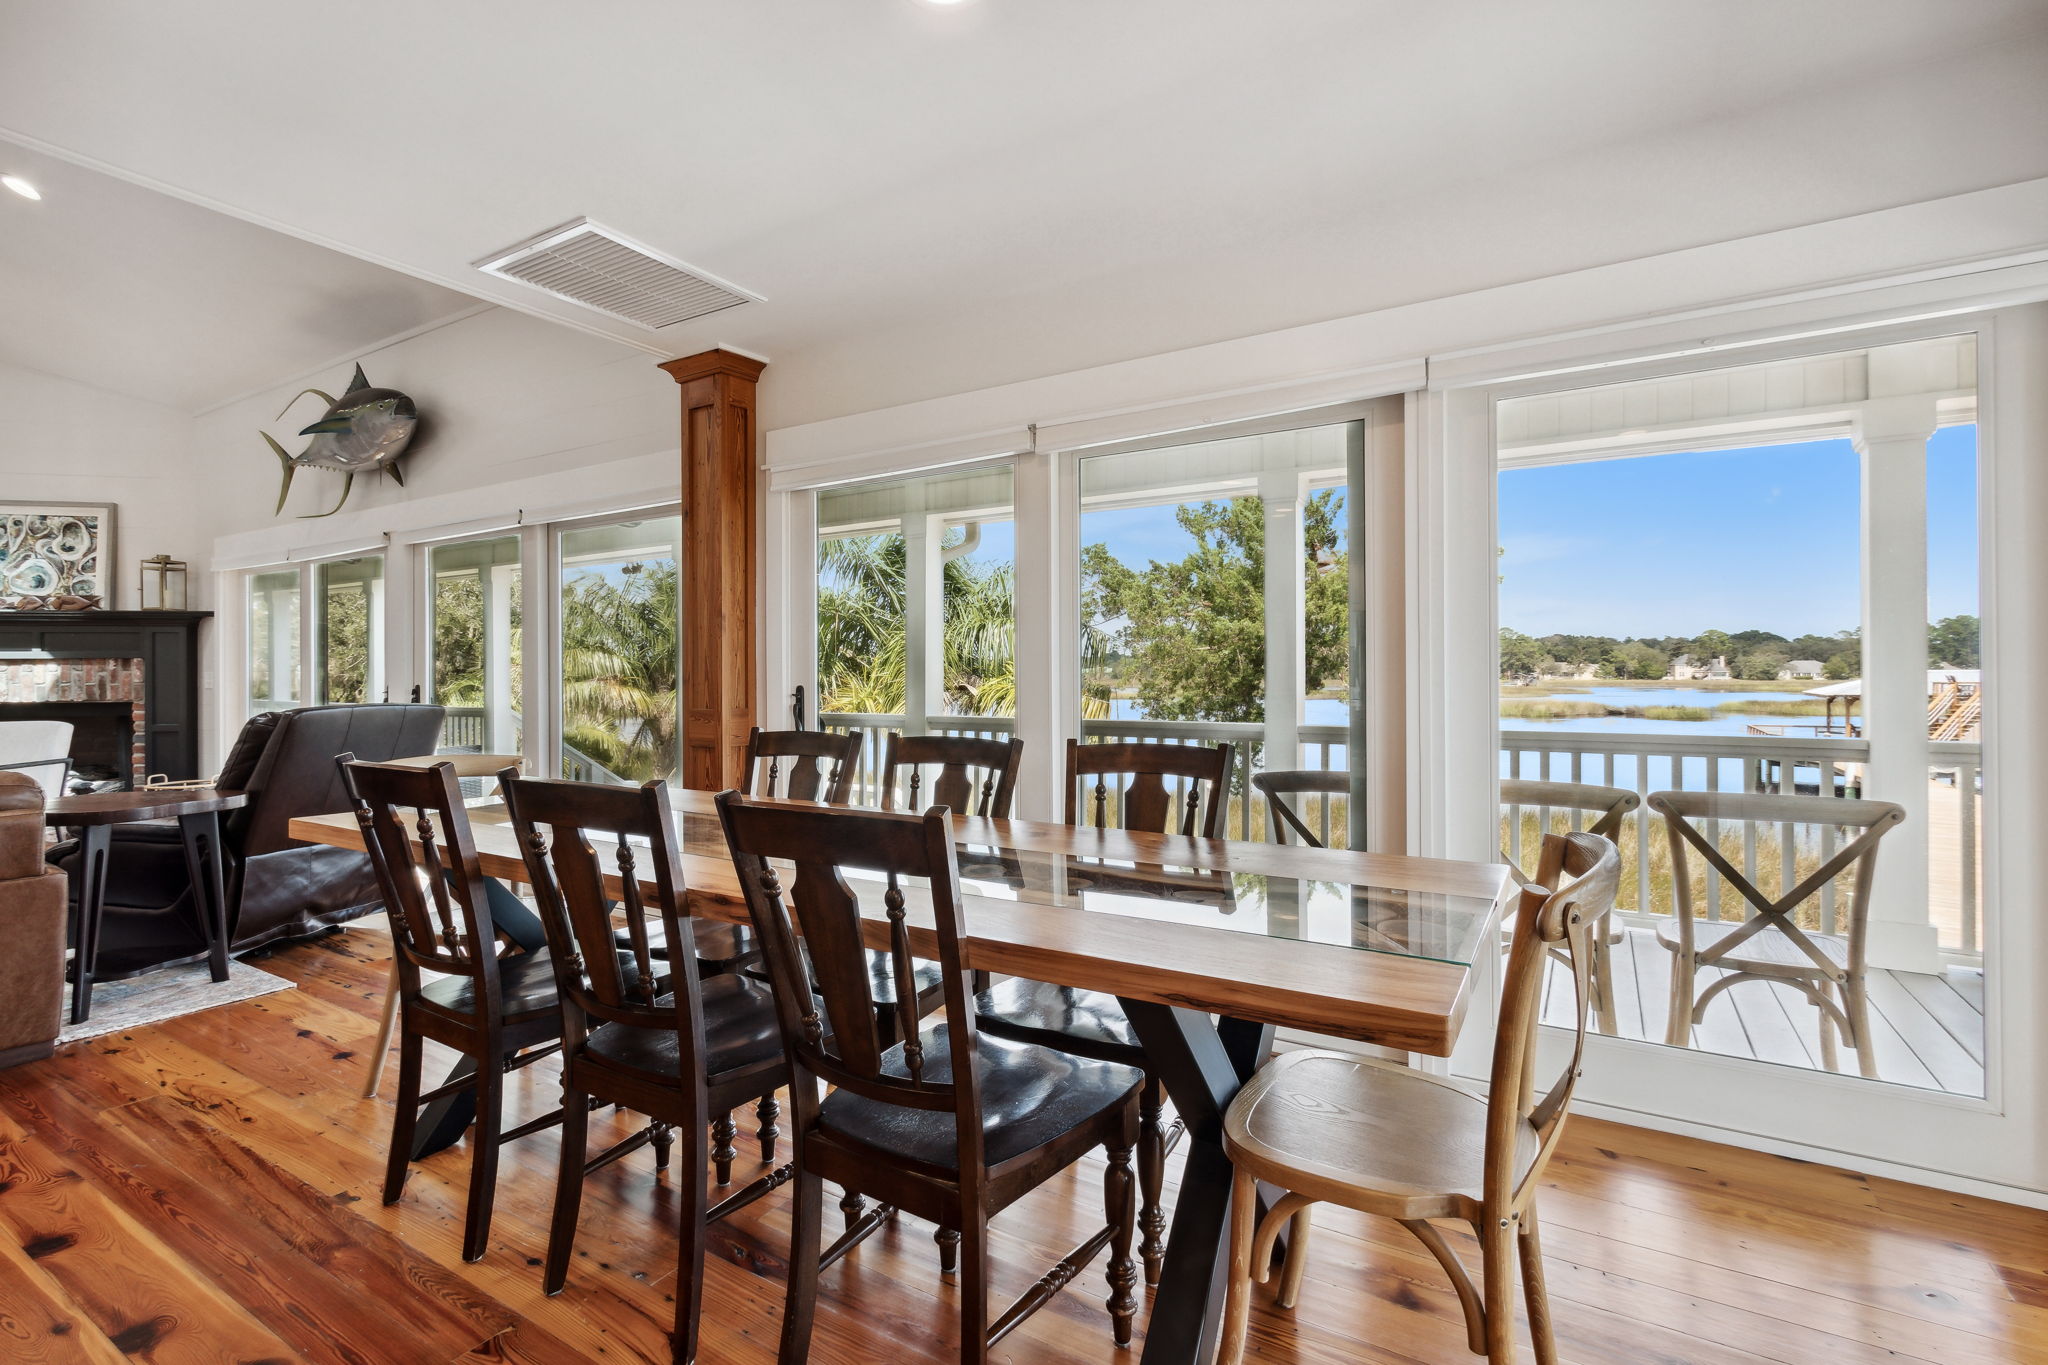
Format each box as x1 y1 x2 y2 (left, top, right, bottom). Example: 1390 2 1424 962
473 218 759 329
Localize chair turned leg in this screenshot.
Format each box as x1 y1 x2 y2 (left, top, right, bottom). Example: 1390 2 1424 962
1518 1205 1558 1365
1137 1074 1168 1285
1478 1213 1519 1363
383 1028 423 1206
839 1186 867 1231
1818 978 1841 1073
756 1093 780 1163
780 1169 824 1365
710 1111 738 1186
1846 978 1880 1080
1665 955 1695 1048
957 1213 991 1365
671 1116 711 1365
362 959 402 1098
935 1226 960 1275
462 1059 506 1263
1589 924 1619 1037
545 1087 590 1294
650 1122 674 1174
1103 1129 1138 1349
1217 1167 1259 1365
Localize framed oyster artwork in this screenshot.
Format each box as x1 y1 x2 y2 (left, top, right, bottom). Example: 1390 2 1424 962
0 501 115 610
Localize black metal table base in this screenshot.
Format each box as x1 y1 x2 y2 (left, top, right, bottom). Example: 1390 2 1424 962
68 811 232 1026
1117 1000 1278 1365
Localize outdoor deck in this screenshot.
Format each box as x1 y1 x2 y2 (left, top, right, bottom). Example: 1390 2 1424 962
1543 925 1986 1096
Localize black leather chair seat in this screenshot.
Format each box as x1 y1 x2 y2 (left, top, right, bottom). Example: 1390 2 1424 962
819 1025 1141 1171
975 978 1140 1061
583 974 784 1080
418 949 567 1022
747 947 942 1008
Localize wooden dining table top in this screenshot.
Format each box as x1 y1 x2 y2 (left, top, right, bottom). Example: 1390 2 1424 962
289 786 1514 1057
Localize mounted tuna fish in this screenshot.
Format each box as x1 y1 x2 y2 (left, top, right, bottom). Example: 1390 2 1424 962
260 364 422 517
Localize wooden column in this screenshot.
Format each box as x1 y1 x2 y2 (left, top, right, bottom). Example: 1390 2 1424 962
661 348 766 790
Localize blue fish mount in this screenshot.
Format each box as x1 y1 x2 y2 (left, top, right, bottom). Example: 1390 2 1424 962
261 364 423 518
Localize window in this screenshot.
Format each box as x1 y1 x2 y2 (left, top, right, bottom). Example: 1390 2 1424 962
313 556 384 704
428 535 523 756
1077 420 1358 842
558 515 682 784
246 569 300 715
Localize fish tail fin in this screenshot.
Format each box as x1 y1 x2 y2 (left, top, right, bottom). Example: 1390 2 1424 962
300 472 354 519
263 431 296 515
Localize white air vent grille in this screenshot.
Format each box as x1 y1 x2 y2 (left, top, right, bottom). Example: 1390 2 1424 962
474 219 758 330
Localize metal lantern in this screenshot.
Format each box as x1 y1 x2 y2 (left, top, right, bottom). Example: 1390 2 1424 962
139 553 188 611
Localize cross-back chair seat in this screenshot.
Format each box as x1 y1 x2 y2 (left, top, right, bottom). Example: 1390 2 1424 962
1217 831 1622 1365
972 736 1235 1288
1649 789 1905 1078
718 793 1141 1365
1499 778 1640 1036
502 775 790 1364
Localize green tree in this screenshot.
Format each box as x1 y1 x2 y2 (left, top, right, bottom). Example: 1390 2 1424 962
560 562 680 783
1732 648 1789 681
321 583 371 703
1929 614 1979 669
1499 628 1547 682
1691 629 1733 665
1081 492 1346 723
1600 641 1669 680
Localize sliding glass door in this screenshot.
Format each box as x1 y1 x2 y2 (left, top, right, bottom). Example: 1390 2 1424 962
557 514 682 784
427 535 523 757
313 555 384 705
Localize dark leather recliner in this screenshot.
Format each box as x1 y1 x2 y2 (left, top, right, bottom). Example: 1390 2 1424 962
49 703 445 977
0 770 65 1067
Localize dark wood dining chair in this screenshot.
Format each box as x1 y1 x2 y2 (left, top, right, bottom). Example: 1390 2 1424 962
1651 790 1905 1076
880 733 1023 818
1218 831 1622 1365
339 757 576 1263
1253 768 1349 847
1500 778 1640 1036
717 793 1142 1365
501 773 790 1364
1066 736 1233 837
741 727 862 803
974 736 1233 1284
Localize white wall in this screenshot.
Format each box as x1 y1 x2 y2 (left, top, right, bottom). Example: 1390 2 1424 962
0 360 201 609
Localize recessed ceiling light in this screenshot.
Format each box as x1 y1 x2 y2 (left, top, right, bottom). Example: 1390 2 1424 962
1 175 39 201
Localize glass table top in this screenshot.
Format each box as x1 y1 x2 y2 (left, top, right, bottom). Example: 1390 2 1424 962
657 807 1496 968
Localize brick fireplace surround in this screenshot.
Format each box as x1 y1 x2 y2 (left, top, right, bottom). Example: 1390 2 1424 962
0 657 148 787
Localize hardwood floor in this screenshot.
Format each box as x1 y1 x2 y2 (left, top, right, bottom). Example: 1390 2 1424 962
2 922 2045 1364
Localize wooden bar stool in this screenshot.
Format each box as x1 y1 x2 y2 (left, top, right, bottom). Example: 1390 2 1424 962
1217 831 1621 1364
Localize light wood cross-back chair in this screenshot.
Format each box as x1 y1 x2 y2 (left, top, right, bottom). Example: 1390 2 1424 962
741 727 862 803
502 774 788 1365
972 736 1233 1287
880 733 1023 819
1650 790 1906 1077
716 793 1142 1364
1218 831 1622 1364
340 757 576 1263
1500 779 1640 1037
1253 768 1349 847
360 752 524 1099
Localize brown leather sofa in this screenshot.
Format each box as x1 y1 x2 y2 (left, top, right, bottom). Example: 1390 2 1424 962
0 770 66 1067
49 703 444 979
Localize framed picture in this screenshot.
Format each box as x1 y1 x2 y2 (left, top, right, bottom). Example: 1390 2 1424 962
0 501 116 608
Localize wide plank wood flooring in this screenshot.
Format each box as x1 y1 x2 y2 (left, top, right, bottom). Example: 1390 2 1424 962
2 922 2044 1364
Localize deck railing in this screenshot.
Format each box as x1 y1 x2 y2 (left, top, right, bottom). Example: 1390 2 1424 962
819 710 1983 958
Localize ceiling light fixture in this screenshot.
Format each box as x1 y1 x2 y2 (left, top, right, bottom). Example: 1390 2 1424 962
1 175 40 201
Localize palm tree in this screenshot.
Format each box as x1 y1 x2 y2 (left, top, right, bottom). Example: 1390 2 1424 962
561 562 680 781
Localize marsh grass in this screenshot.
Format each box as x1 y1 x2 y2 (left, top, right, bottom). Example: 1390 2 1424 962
1499 700 1615 720
1713 699 1833 717
1637 705 1713 721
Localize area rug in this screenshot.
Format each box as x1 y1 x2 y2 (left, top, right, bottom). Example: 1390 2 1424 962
57 959 294 1046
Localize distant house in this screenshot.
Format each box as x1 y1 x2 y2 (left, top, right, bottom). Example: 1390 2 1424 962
1704 655 1731 679
1781 659 1824 679
1667 653 1693 679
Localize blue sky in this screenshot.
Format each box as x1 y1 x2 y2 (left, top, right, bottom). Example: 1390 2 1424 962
1498 427 1978 640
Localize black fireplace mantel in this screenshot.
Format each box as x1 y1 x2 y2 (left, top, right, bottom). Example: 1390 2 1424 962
0 610 211 780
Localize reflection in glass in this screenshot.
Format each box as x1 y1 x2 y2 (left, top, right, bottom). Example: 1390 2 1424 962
247 568 300 715
314 556 383 704
429 536 522 756
559 516 682 785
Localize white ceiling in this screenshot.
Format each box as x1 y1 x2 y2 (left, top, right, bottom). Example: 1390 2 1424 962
1 0 2045 425
0 138 481 412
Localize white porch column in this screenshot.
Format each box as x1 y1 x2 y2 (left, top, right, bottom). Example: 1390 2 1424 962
268 587 297 705
485 563 516 755
1260 469 1308 769
899 512 945 735
365 577 386 702
1856 394 1939 973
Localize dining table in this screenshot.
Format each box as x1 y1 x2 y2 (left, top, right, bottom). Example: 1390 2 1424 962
290 785 1511 1365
